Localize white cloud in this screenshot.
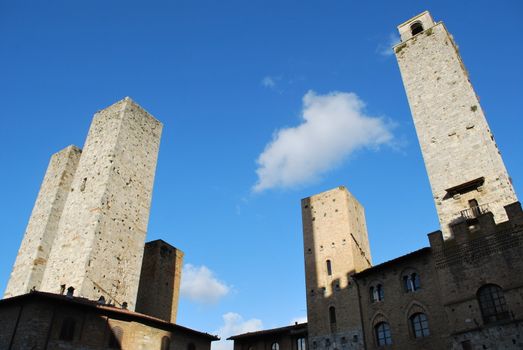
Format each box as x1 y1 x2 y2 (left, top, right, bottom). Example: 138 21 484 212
253 90 393 192
261 76 277 88
212 312 263 350
180 264 230 304
378 32 400 56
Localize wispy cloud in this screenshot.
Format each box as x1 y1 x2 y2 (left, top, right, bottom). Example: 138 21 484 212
261 76 277 88
212 313 263 350
180 264 231 304
377 32 400 56
253 90 393 192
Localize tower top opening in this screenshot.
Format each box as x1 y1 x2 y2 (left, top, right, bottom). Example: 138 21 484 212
397 11 435 42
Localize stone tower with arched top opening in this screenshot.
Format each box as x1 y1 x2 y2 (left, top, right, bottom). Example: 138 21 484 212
394 11 517 238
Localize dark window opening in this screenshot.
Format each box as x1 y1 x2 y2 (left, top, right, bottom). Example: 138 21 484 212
59 317 76 341
326 260 332 276
329 306 337 324
410 22 424 36
161 336 171 350
477 284 509 323
375 322 392 346
461 340 472 350
187 343 196 350
410 313 430 338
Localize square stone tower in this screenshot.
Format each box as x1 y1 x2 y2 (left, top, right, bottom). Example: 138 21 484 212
394 11 517 238
38 98 162 310
302 186 371 349
4 146 82 298
136 240 184 323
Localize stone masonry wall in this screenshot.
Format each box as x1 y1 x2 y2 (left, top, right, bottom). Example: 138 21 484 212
356 252 449 350
5 145 81 298
302 186 371 349
395 16 517 238
40 98 163 310
136 240 184 323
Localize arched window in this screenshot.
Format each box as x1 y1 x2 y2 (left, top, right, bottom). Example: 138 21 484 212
329 306 336 324
477 284 509 323
403 272 420 292
326 260 332 276
271 342 280 350
410 313 430 338
187 343 196 350
297 337 306 350
108 326 123 349
377 284 384 301
161 336 171 350
59 317 76 341
410 22 424 36
375 322 392 346
370 284 384 302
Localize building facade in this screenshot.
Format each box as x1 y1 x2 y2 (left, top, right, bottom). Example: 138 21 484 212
230 11 523 350
2 98 217 349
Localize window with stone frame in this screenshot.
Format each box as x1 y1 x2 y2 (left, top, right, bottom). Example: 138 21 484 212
410 313 430 338
374 322 392 346
403 272 420 292
161 336 171 350
410 21 424 36
477 284 509 324
297 337 306 350
370 283 385 302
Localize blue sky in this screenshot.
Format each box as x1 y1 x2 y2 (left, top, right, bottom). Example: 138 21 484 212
1 1 522 349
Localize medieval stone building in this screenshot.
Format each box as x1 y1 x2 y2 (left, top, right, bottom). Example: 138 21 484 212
1 98 218 349
230 11 523 350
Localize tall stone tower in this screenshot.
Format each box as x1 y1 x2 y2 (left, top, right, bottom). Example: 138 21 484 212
302 186 371 349
394 11 517 238
35 97 162 310
136 240 184 323
4 146 82 298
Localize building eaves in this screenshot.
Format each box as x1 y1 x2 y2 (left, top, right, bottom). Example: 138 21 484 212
353 247 431 279
227 323 307 340
0 291 219 341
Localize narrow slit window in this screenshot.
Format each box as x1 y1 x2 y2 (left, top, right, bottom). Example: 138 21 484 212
326 260 332 276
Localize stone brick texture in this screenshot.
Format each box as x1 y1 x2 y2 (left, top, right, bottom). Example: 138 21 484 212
136 239 184 323
0 293 215 350
302 186 371 349
39 98 163 310
5 146 81 298
395 12 517 239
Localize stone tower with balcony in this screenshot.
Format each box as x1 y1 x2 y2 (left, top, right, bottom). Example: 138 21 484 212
302 186 372 349
394 11 517 238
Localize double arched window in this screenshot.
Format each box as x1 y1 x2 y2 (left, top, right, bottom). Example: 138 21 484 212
297 337 306 350
477 284 509 323
271 342 279 350
374 322 392 346
410 313 430 338
403 272 420 292
370 284 384 302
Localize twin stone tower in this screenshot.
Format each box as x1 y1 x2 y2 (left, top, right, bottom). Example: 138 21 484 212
4 98 182 323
